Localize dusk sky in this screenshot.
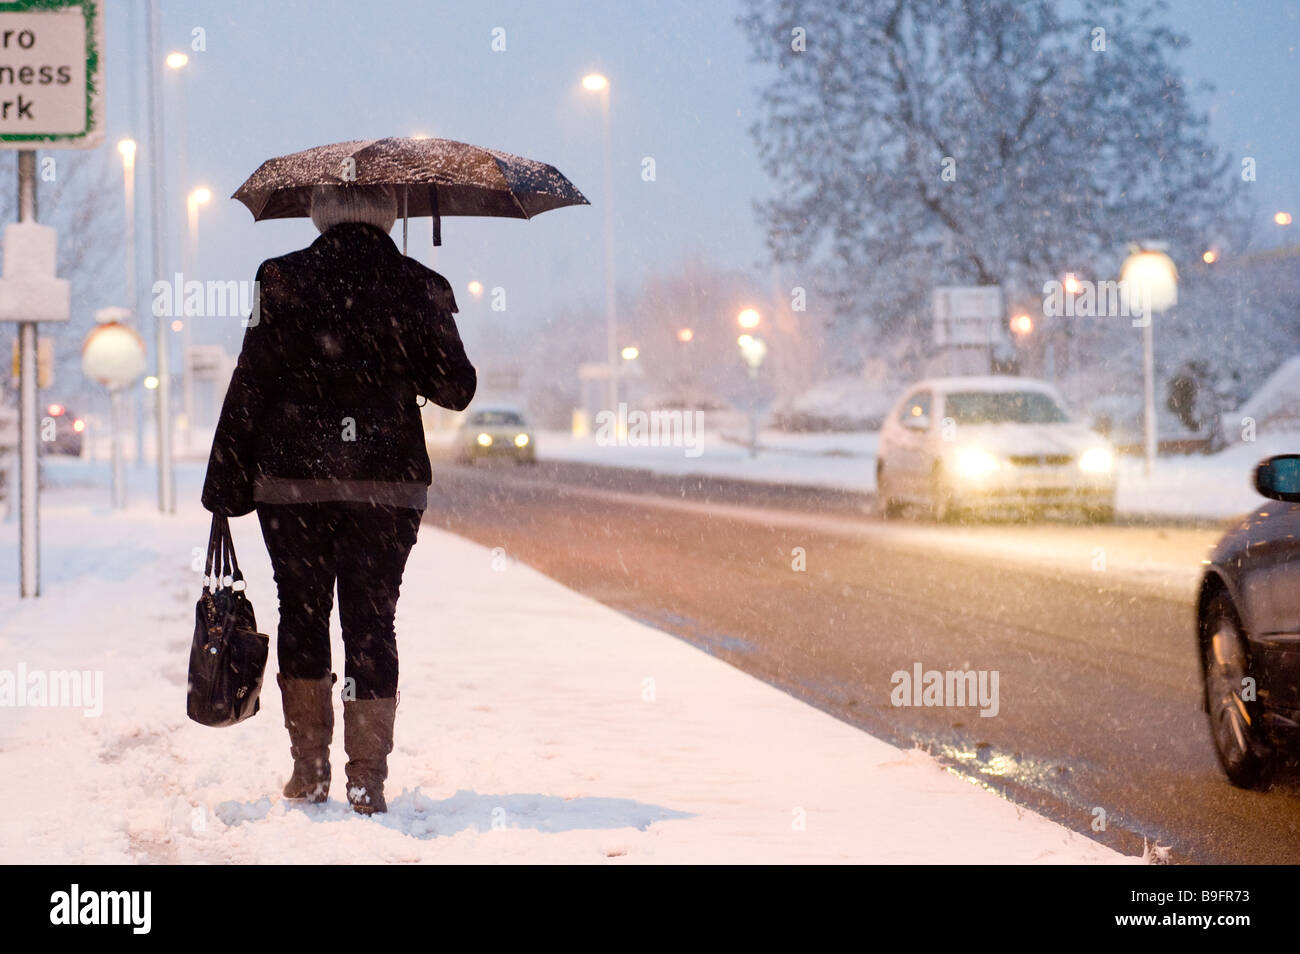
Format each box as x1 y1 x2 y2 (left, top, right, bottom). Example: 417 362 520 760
98 0 1300 354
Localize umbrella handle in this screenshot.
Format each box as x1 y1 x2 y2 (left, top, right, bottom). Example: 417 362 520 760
402 185 409 255
430 185 441 247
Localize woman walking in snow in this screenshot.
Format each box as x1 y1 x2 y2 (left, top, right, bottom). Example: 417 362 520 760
202 183 476 814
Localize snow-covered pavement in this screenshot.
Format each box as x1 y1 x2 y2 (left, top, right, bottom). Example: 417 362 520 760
0 461 1134 863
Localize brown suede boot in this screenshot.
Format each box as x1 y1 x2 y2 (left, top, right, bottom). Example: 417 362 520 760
343 697 397 815
278 673 335 803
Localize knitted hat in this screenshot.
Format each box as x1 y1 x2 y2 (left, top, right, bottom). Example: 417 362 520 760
309 184 398 234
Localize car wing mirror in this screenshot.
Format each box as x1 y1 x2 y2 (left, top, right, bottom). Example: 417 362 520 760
1254 454 1300 502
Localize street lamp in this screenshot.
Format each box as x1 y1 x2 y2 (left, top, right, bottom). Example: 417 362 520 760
181 185 211 451
620 346 639 361
1121 246 1178 477
582 71 617 415
677 327 694 343
117 138 145 465
737 332 768 458
737 307 760 330
1010 313 1033 336
1275 211 1293 227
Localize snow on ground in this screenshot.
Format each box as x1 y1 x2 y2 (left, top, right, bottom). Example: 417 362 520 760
0 459 1134 863
532 427 1297 521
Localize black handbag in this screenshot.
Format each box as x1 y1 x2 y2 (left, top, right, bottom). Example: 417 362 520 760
186 515 270 727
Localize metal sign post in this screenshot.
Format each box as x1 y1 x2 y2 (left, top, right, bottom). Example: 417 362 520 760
0 0 103 595
17 153 37 596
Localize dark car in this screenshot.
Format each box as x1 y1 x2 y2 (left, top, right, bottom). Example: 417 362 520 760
1196 454 1300 787
41 402 84 457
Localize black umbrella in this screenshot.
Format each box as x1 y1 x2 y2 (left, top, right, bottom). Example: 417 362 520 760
232 137 589 247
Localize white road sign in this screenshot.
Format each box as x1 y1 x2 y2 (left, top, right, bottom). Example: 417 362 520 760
0 0 102 148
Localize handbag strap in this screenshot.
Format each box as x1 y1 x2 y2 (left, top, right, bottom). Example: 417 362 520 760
203 515 245 590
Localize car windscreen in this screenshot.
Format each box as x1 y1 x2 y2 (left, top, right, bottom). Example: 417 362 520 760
944 391 1069 425
470 411 525 427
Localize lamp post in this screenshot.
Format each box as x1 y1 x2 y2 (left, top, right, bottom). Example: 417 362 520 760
582 72 617 415
117 138 146 466
1121 246 1179 477
147 0 174 513
181 186 211 452
737 308 767 458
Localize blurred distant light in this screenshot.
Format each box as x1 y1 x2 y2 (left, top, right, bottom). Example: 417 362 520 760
47 403 64 417
467 280 484 297
143 376 159 390
1010 313 1033 335
514 433 530 448
737 307 760 329
1063 273 1081 295
165 52 189 70
117 138 136 161
737 334 754 348
1276 211 1293 226
72 419 86 433
582 73 609 92
677 327 694 343
188 186 211 206
170 319 183 333
1202 250 1217 264
476 432 493 447
620 346 639 361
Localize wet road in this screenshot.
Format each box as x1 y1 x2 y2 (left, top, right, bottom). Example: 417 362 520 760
421 454 1300 863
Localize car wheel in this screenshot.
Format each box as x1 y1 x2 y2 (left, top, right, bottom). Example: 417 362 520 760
876 460 903 518
1203 592 1273 789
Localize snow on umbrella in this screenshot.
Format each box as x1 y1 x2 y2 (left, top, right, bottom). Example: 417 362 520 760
232 137 589 245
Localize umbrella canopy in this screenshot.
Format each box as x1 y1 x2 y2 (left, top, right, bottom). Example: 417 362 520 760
232 137 589 243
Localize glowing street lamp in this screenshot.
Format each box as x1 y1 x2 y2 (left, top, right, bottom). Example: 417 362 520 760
466 280 484 297
1010 313 1033 336
582 71 617 414
165 51 188 70
737 307 760 330
1202 249 1218 264
1275 211 1293 227
677 327 694 343
1121 246 1179 476
620 346 639 361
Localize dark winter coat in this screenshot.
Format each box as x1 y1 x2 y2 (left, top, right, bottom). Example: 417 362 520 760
201 222 476 516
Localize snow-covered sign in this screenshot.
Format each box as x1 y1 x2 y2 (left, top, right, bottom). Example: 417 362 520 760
932 286 1004 347
0 0 102 149
0 221 68 322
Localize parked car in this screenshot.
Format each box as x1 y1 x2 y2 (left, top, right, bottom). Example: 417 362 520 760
876 376 1117 522
41 402 85 457
1197 454 1300 788
456 406 535 464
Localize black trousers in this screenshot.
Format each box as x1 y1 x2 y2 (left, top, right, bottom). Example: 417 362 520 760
255 502 422 700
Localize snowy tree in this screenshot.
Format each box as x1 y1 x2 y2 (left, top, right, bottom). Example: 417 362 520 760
739 0 1244 357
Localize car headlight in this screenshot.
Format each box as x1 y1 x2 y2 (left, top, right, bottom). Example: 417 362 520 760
953 446 1001 479
1078 447 1114 473
514 433 530 448
476 432 493 447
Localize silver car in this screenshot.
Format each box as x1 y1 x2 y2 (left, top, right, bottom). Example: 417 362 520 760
876 376 1117 522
